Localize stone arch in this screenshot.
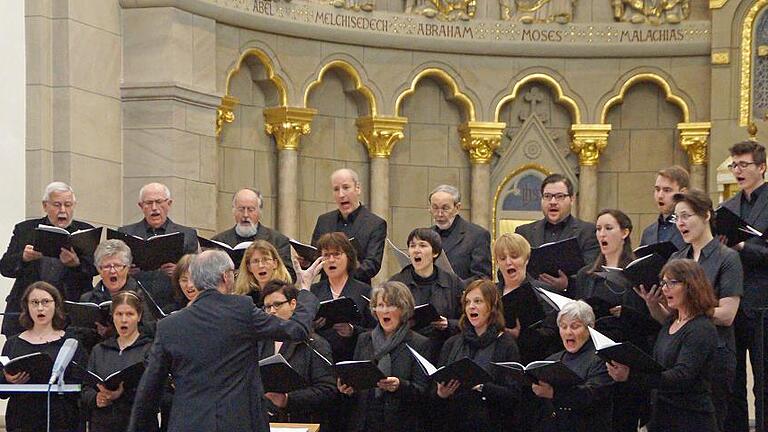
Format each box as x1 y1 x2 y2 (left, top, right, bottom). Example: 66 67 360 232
223 47 289 107
598 70 692 124
302 58 379 117
493 71 583 124
739 0 768 125
394 66 478 122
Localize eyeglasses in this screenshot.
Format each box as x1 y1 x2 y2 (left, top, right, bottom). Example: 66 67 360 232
727 161 758 171
29 299 54 308
321 251 343 259
46 201 74 209
141 198 169 207
541 193 571 202
263 300 290 312
372 304 399 313
659 279 682 288
673 212 694 223
235 206 258 214
99 264 128 272
250 258 274 266
430 205 456 214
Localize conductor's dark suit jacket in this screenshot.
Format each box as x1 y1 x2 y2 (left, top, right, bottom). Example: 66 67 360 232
311 206 386 285
118 218 198 312
432 215 492 284
515 216 600 270
128 288 319 432
212 223 295 281
0 217 97 336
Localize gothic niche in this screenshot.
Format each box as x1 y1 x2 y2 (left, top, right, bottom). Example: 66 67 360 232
612 0 690 25
499 0 576 24
405 0 476 21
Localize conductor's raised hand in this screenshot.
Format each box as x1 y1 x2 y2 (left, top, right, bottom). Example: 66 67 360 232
291 251 325 290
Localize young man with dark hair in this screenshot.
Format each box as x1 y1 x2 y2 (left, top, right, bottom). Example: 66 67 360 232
639 165 689 249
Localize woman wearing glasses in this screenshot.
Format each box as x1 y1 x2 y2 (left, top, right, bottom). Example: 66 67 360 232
1 281 86 432
608 259 720 432
234 240 292 308
639 190 743 430
258 280 336 430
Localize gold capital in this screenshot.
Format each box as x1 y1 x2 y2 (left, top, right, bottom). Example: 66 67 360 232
263 107 317 151
216 95 239 139
570 124 612 166
678 122 711 166
355 116 408 159
458 122 506 164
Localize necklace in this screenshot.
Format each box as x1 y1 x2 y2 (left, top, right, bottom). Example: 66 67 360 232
675 315 691 324
26 330 62 343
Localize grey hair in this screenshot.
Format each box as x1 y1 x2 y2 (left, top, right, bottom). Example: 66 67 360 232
428 184 461 204
231 188 263 209
139 183 171 202
42 182 76 202
190 250 234 291
557 300 596 328
331 168 360 185
369 281 415 324
94 239 132 267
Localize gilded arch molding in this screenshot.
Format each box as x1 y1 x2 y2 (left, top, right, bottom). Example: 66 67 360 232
394 68 477 122
493 73 583 124
598 73 691 124
303 60 379 117
739 0 768 126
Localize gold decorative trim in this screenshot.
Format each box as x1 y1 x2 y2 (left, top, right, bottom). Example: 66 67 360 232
739 0 768 126
263 106 317 151
599 73 690 124
216 95 238 139
711 51 730 65
677 122 711 165
570 124 612 166
303 60 378 116
493 73 582 124
491 163 551 242
710 0 728 8
355 116 408 158
394 68 476 121
458 121 506 164
224 48 288 106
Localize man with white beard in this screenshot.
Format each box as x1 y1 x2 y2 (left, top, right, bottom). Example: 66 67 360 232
212 188 295 280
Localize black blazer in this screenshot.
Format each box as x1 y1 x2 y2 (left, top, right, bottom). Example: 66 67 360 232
0 217 98 336
128 288 319 432
721 188 768 311
347 329 431 432
311 205 386 285
258 335 336 428
639 218 686 250
118 218 199 313
515 216 600 271
432 215 492 284
212 223 295 281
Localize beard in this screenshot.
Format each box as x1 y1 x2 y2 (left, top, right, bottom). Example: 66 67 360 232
235 222 259 238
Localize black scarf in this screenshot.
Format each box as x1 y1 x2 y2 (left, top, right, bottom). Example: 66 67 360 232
371 323 410 396
459 323 503 368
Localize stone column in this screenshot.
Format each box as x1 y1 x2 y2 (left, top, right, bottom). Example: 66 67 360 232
678 122 711 190
458 122 506 229
264 107 317 239
570 124 611 222
356 115 407 279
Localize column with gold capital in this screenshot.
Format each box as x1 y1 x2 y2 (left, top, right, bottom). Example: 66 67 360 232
264 107 317 239
458 122 506 230
570 124 611 222
677 122 710 190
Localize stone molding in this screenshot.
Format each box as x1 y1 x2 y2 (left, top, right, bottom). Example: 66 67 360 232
121 81 223 108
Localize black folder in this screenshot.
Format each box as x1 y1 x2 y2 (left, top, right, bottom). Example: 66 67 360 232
412 303 441 330
501 286 546 329
589 327 662 373
334 360 386 390
714 206 765 247
258 354 308 393
1 352 54 384
289 239 319 269
73 361 145 391
595 253 667 290
633 241 678 260
107 228 184 271
491 360 582 387
316 297 362 325
33 225 102 258
527 237 585 278
65 300 112 328
198 237 251 266
407 345 491 389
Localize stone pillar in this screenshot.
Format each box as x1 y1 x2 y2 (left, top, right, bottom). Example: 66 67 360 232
356 115 407 279
264 107 317 239
678 122 711 190
570 124 611 222
458 122 506 229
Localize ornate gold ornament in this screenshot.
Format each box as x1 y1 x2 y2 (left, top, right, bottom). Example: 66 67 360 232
570 124 611 166
355 116 408 158
612 0 690 24
216 95 239 139
677 122 711 165
711 51 730 65
263 107 317 151
458 122 506 164
739 0 768 126
500 0 576 23
709 0 728 8
406 0 476 21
